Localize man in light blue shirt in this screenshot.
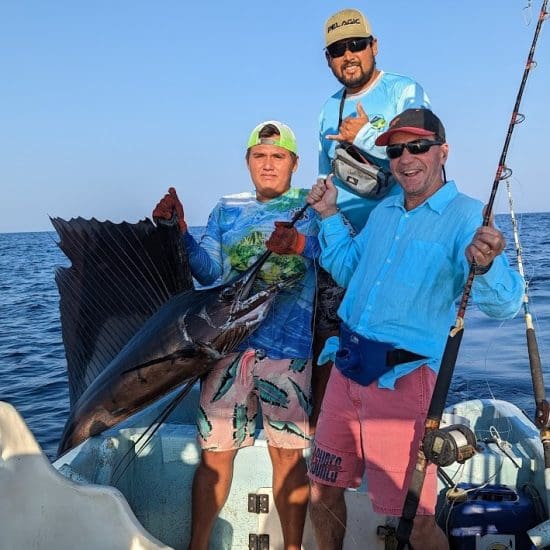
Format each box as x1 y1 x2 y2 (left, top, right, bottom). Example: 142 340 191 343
319 8 431 232
306 108 524 550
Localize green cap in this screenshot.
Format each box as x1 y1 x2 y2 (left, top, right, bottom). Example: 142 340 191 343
247 120 298 154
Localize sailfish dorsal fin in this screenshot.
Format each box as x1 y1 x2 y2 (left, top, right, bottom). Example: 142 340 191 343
50 217 194 406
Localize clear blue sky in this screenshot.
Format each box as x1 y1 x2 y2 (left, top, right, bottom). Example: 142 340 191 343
1 1 548 233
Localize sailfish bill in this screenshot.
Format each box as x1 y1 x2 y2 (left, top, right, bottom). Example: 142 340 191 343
52 217 292 456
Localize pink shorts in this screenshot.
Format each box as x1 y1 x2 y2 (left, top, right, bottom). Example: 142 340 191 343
198 350 312 451
309 365 438 516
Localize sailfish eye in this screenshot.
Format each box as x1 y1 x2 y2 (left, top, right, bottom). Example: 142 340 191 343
221 287 236 301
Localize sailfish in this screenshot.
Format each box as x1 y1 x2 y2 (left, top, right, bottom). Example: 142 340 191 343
52 216 292 456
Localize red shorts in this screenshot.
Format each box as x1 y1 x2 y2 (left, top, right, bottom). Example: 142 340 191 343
309 365 438 515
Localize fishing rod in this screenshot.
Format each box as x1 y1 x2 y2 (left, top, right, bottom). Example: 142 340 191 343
396 2 549 547
505 179 550 544
505 182 549 432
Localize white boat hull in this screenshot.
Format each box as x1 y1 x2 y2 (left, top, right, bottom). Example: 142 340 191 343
1 392 546 549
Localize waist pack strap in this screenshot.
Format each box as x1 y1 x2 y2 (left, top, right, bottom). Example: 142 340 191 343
337 89 347 128
340 324 426 367
386 348 427 367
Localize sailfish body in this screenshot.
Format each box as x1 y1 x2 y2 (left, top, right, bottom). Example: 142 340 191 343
52 217 286 456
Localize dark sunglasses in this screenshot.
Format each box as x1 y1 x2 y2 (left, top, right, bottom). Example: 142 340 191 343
326 37 373 58
386 139 444 160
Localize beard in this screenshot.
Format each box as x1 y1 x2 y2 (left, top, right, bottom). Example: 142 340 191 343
334 61 377 90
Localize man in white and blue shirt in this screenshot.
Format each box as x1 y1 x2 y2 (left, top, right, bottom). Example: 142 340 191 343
319 8 431 232
153 121 319 550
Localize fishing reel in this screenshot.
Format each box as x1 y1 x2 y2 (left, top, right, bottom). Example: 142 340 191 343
423 424 477 467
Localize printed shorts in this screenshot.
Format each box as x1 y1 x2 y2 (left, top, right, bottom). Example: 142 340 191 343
197 350 312 452
309 365 438 516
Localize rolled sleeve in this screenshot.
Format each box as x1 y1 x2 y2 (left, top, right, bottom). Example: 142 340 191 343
472 258 524 319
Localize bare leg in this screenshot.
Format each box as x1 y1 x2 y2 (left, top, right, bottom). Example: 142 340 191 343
309 480 347 550
310 361 333 432
410 515 448 550
188 449 237 550
310 326 338 432
268 445 309 550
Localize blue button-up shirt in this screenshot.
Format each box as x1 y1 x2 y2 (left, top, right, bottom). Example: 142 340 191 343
318 181 524 388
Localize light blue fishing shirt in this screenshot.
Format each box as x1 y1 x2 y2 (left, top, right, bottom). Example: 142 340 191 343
319 71 431 232
318 181 524 389
184 187 319 360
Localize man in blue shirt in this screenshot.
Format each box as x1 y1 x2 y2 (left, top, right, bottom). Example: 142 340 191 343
306 108 524 550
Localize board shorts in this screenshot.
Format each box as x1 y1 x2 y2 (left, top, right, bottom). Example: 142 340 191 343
197 350 312 452
308 365 438 516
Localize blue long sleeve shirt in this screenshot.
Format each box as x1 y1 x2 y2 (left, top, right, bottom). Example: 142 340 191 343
318 181 524 388
183 187 320 360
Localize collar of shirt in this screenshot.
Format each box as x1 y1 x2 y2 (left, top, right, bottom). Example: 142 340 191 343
383 180 458 215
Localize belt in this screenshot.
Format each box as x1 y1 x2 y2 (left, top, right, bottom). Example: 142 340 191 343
386 348 427 367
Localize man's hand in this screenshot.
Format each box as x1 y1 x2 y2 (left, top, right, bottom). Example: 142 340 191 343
326 102 369 143
152 187 187 233
466 210 505 271
308 176 339 219
266 222 306 255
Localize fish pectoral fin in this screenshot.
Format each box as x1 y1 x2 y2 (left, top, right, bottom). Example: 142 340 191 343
122 345 199 374
174 345 200 359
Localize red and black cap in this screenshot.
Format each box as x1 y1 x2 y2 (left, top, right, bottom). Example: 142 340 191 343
375 108 446 146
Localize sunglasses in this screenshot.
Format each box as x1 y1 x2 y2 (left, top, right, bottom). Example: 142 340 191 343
386 139 444 160
326 37 373 58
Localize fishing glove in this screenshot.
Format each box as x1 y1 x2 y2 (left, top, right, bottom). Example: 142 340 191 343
266 221 306 255
152 187 187 233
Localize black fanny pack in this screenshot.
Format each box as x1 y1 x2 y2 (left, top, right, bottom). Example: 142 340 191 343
331 90 393 199
334 324 427 387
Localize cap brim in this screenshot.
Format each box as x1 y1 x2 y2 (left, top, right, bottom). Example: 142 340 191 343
375 127 435 147
326 33 371 47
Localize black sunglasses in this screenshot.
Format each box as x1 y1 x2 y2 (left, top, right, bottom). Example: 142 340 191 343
386 139 444 160
326 37 373 58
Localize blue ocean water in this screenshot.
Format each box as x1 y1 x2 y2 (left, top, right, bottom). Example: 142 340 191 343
0 216 549 461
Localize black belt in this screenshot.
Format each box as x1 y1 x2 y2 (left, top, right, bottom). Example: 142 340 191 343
386 349 427 367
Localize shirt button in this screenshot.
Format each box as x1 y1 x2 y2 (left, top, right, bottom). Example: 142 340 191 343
386 259 391 263
376 281 381 285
